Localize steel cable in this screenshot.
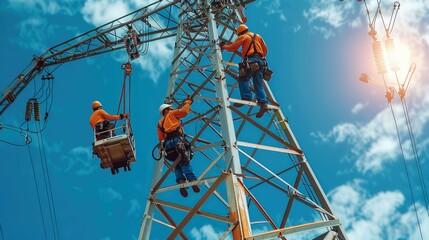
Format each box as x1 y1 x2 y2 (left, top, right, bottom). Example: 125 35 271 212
389 103 424 239
27 143 49 240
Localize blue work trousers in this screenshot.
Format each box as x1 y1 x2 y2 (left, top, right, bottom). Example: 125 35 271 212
239 56 268 104
175 162 197 183
164 137 197 183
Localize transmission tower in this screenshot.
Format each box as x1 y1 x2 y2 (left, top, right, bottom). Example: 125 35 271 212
138 0 347 239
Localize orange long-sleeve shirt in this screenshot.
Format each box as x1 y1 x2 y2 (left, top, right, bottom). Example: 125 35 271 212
89 109 121 128
157 101 191 141
222 32 268 58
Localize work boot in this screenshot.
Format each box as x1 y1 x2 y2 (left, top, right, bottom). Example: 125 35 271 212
178 180 188 197
190 180 200 193
256 103 268 118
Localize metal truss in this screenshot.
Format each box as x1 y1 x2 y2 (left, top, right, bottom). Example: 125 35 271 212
1 0 347 239
0 0 182 115
139 0 347 239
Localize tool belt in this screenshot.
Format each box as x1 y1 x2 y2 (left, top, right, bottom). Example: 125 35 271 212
165 129 182 139
238 56 274 80
163 132 193 163
238 57 260 78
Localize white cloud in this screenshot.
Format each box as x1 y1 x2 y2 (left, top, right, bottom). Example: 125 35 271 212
8 0 76 15
313 26 334 39
60 146 97 176
329 181 429 240
255 0 287 22
7 0 79 51
15 18 51 52
303 0 362 38
293 25 301 33
135 38 174 82
266 0 287 22
99 187 123 202
304 1 348 28
313 103 426 173
81 0 175 82
190 225 229 240
351 102 367 114
81 0 131 26
130 0 161 9
127 199 141 217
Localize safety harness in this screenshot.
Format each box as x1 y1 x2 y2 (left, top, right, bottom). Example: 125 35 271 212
240 33 272 80
158 114 193 163
158 115 183 139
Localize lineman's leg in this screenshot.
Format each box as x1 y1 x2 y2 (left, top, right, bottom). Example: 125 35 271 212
175 164 186 184
181 162 200 193
252 59 268 105
252 58 268 118
238 75 253 102
175 164 188 197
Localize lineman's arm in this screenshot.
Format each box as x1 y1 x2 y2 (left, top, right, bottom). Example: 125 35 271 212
221 35 245 52
100 110 121 121
172 100 192 118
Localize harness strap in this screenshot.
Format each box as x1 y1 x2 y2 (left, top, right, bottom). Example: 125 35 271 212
158 114 182 139
244 33 257 59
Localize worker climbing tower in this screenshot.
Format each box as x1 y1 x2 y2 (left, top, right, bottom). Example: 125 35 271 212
139 0 347 239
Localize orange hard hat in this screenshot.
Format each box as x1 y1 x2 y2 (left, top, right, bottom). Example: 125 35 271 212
92 101 102 109
236 24 248 34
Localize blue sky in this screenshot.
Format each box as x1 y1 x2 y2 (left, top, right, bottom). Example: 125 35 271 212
1 0 429 239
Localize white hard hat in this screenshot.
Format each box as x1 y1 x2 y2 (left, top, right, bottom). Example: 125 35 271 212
159 104 172 115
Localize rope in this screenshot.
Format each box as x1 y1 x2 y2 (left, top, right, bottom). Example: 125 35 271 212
129 65 132 119
117 62 132 117
389 103 424 239
116 70 127 115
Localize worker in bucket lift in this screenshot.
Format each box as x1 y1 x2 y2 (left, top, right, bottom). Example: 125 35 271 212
157 97 200 197
220 24 269 118
90 101 128 140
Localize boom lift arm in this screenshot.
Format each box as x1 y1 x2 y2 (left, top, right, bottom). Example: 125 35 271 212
0 0 182 115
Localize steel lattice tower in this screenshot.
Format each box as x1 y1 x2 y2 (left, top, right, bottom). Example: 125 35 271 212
138 0 348 239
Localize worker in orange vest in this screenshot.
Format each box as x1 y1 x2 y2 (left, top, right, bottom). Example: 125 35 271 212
220 24 269 118
90 101 128 140
157 98 200 197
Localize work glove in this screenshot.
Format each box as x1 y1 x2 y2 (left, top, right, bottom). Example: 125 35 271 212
219 41 225 49
185 95 193 104
120 113 129 119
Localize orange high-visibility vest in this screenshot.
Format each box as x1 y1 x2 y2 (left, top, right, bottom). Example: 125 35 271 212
157 101 191 141
89 109 121 128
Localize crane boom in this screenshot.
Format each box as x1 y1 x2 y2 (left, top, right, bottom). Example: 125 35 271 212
0 0 181 115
